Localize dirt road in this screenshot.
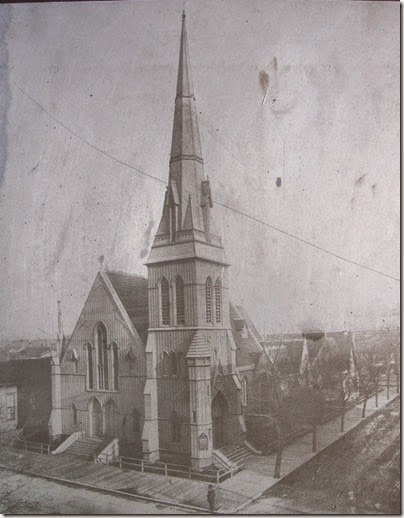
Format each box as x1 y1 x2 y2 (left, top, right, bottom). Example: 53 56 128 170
0 467 188 514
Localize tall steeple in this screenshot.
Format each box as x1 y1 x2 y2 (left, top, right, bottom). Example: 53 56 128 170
142 13 241 468
152 11 215 248
170 11 202 163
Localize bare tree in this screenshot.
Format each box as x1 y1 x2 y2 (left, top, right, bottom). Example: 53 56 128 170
245 341 293 478
338 371 352 433
287 378 325 453
356 345 384 417
390 336 400 395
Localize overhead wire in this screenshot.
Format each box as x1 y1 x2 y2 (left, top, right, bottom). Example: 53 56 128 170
16 84 400 283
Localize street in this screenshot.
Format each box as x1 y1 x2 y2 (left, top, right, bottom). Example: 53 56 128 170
0 467 189 515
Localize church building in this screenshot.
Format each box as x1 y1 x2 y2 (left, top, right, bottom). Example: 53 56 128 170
49 12 263 470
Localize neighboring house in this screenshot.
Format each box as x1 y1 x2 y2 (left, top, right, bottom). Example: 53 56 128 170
0 384 18 433
231 304 267 415
0 358 52 440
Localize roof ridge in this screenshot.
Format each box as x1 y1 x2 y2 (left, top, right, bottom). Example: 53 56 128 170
106 270 147 280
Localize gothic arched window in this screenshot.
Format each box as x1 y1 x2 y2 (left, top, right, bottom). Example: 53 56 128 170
205 277 213 324
161 277 170 326
215 278 222 324
72 404 77 426
95 322 108 390
241 377 248 406
103 342 109 390
170 353 178 376
112 342 119 391
162 351 170 377
86 343 94 389
175 276 185 325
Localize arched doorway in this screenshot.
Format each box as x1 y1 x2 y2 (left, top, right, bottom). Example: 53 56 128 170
104 399 119 438
212 392 229 449
89 398 103 437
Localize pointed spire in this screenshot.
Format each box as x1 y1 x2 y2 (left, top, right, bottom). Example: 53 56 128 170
160 11 206 235
176 10 193 100
170 11 203 163
147 11 228 265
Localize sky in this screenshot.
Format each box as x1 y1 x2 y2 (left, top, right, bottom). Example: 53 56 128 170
0 0 400 340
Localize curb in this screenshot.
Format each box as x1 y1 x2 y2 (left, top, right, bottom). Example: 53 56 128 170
233 394 399 513
0 462 209 514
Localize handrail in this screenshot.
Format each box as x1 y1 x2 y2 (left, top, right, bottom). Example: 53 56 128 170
13 439 51 454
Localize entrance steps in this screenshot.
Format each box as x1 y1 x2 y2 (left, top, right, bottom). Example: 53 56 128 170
64 436 108 460
219 444 254 467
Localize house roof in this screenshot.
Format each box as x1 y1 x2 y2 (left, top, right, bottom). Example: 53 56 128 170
267 340 304 376
105 270 149 345
0 357 52 386
10 344 52 359
310 335 351 377
230 303 264 368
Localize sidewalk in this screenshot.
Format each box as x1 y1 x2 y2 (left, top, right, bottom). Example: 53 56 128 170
218 389 398 512
0 389 398 514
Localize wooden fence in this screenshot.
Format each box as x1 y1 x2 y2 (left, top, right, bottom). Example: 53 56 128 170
95 452 241 484
13 439 51 455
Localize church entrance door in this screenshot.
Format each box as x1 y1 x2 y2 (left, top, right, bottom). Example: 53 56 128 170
90 398 103 437
212 392 228 449
104 399 119 437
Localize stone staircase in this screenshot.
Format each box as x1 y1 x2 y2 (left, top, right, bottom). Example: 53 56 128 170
219 444 254 467
63 436 108 460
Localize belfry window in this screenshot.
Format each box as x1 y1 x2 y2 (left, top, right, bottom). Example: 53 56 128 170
205 277 213 324
175 276 185 325
215 278 222 324
161 278 170 326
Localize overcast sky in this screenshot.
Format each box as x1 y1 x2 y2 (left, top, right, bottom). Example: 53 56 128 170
0 0 400 340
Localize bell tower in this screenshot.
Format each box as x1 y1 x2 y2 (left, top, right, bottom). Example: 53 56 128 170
142 11 243 468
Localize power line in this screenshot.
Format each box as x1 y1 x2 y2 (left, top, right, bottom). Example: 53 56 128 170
17 85 166 186
214 201 400 282
16 84 399 283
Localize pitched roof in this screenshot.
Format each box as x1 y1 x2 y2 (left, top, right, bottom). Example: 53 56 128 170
0 357 52 386
186 331 211 358
10 344 52 359
105 271 149 345
267 340 304 376
310 335 351 376
230 303 264 367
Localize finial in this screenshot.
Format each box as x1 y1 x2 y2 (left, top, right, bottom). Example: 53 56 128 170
98 255 105 270
182 9 186 20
